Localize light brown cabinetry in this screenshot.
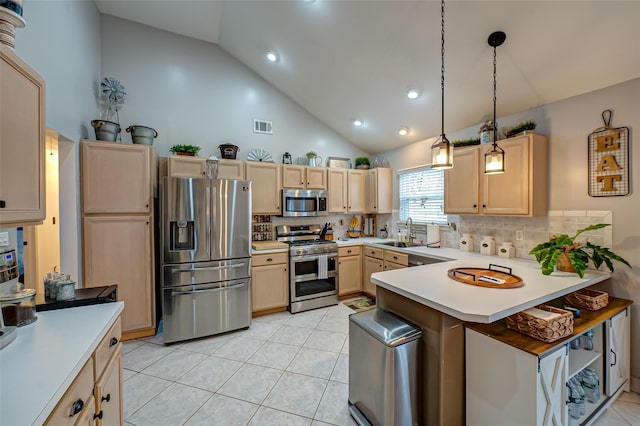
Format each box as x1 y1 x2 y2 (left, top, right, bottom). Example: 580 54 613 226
45 317 122 426
218 159 245 180
81 141 155 339
383 249 408 270
338 246 362 296
282 165 327 190
166 155 206 178
327 169 366 213
0 46 46 226
444 134 548 216
252 252 288 314
245 161 281 214
365 168 392 214
363 247 384 298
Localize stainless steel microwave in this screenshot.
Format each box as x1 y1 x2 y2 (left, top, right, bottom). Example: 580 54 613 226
281 189 328 217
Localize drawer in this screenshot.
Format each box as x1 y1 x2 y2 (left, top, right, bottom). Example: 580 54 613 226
253 252 288 267
44 358 95 426
384 250 408 266
93 317 122 381
339 246 362 257
364 246 384 259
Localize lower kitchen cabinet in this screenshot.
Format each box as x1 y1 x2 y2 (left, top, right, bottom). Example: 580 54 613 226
363 247 384 298
338 246 362 296
45 317 122 426
466 297 632 426
252 252 288 314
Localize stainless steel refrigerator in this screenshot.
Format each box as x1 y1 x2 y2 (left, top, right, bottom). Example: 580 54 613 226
160 177 252 344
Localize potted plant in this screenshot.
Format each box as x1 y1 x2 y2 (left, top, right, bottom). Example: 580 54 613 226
452 138 481 148
529 224 630 278
355 157 370 169
169 144 201 156
506 120 537 138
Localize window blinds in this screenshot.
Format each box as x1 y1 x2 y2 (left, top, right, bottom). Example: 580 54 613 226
398 166 447 224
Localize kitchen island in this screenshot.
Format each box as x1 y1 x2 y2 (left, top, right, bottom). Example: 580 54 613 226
368 247 612 426
0 302 124 425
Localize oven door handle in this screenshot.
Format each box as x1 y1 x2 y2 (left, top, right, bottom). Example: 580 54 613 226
291 255 337 262
171 281 246 296
171 263 246 273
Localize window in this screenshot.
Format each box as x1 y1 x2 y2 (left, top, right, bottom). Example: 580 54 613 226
398 166 447 224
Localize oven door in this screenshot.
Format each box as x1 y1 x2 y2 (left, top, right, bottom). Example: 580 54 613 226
290 253 338 302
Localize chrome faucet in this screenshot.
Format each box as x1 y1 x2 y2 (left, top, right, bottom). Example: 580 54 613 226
405 217 414 246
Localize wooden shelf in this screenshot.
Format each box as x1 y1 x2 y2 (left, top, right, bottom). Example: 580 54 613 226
568 349 601 379
465 296 632 357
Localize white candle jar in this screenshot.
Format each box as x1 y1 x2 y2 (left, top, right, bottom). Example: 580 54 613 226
480 236 496 256
460 234 474 252
498 242 515 259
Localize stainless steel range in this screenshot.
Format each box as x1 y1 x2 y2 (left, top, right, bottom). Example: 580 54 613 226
276 225 339 313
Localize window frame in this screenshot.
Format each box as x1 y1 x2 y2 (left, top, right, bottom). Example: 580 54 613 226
397 165 447 225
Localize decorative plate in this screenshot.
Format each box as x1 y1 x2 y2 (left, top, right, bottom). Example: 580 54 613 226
247 148 273 162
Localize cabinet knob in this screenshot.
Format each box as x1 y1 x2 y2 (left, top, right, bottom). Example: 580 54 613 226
266 258 273 262
482 204 486 208
393 256 398 260
110 337 119 347
301 182 304 185
347 250 352 254
69 399 84 417
101 393 111 403
473 204 477 208
0 200 5 208
146 204 149 208
93 411 103 420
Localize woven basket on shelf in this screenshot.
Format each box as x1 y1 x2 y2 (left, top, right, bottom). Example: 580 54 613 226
506 305 574 343
565 289 609 311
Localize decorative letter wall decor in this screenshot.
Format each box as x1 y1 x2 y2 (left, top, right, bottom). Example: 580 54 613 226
588 110 630 196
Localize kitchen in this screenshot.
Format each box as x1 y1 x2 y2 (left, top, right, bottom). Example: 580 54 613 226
1 1 640 425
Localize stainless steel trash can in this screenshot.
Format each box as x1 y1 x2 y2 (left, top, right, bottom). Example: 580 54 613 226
348 308 422 426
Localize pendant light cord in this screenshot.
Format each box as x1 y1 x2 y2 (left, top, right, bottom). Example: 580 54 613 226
492 44 497 146
441 0 445 136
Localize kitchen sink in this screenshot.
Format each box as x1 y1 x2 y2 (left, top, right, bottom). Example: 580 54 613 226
407 254 447 267
379 241 424 248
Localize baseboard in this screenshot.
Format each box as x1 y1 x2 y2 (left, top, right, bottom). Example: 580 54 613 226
122 327 156 341
631 375 640 394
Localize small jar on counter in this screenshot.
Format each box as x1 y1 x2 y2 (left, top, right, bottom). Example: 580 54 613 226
459 234 474 252
498 242 515 258
480 236 496 256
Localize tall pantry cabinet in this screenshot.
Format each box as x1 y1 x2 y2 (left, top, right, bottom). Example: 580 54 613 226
81 140 155 339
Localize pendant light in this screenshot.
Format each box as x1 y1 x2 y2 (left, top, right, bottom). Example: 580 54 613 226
484 31 506 174
430 0 453 169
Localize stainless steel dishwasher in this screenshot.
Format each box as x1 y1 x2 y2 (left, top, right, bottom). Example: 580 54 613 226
348 308 422 426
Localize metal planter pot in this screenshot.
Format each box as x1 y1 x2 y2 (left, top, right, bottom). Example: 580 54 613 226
126 125 158 145
91 120 120 142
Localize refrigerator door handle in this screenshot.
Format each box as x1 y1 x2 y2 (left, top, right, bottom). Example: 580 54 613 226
171 281 247 296
171 263 246 273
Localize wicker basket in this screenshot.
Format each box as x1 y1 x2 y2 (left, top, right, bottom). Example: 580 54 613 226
565 289 609 311
506 305 574 343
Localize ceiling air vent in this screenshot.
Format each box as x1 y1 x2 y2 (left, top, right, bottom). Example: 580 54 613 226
253 119 273 134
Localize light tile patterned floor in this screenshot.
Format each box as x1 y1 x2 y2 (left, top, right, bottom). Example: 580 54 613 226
122 301 640 426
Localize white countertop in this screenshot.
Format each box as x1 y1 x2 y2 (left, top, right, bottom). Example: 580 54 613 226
368 247 610 323
0 302 124 426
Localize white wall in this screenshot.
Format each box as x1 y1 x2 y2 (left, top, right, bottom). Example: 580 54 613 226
100 15 367 162
3 1 102 283
380 77 640 389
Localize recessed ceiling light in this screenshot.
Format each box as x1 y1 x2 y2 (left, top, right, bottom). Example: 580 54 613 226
353 119 363 127
398 127 410 136
406 88 421 100
266 50 279 63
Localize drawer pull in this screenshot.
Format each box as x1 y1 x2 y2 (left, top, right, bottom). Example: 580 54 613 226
93 411 103 420
347 250 352 254
101 393 111 403
0 200 5 208
110 337 119 347
393 255 398 260
69 399 84 417
266 258 273 262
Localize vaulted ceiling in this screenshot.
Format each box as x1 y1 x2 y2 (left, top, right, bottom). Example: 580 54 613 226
95 1 640 154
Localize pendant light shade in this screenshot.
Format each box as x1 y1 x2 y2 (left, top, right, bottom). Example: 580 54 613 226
431 0 453 170
484 31 506 175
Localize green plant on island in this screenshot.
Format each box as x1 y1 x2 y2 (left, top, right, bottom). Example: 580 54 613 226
355 157 370 167
452 138 481 147
506 120 537 138
169 144 201 155
529 224 630 278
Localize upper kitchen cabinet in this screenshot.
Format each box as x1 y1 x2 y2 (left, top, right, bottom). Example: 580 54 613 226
245 161 281 214
0 46 46 226
328 169 365 213
365 168 392 214
81 141 152 214
218 159 245 180
282 165 327 190
444 134 548 216
166 155 206 178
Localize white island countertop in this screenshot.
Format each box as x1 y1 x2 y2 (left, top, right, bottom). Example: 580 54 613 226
369 246 610 323
0 302 124 426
